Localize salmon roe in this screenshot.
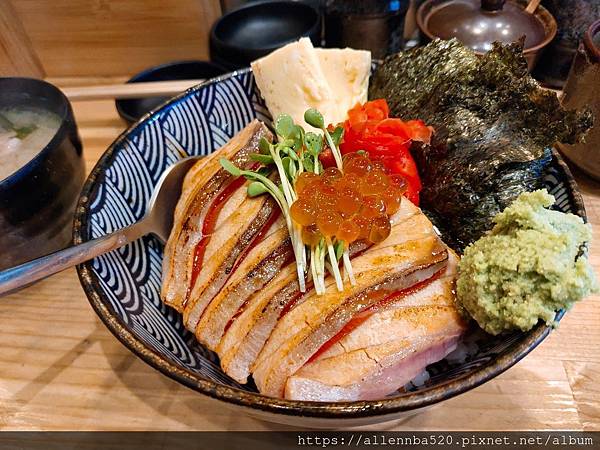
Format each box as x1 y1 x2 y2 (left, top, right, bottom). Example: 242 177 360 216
290 153 407 246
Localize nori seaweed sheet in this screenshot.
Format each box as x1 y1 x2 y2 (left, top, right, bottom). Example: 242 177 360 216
369 38 593 251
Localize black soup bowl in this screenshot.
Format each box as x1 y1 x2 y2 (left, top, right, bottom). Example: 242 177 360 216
0 78 84 272
210 0 322 70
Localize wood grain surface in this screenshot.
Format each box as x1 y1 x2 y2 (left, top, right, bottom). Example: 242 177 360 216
0 0 45 77
4 0 221 77
0 90 598 431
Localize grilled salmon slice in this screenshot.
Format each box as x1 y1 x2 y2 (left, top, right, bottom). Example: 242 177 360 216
194 221 292 350
216 200 426 384
252 234 448 397
218 265 299 383
162 120 272 312
183 194 277 331
285 253 466 401
285 334 462 401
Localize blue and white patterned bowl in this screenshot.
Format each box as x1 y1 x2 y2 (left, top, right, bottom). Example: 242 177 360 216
73 68 585 427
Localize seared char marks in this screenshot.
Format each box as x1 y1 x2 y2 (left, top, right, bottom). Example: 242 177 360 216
217 266 298 384
222 239 294 334
214 199 446 386
193 216 293 350
284 252 465 401
184 195 277 333
307 266 447 364
161 121 273 312
252 237 448 397
185 174 254 307
161 122 465 400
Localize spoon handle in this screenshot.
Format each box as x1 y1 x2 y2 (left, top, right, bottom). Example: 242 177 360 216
524 0 541 14
0 219 148 297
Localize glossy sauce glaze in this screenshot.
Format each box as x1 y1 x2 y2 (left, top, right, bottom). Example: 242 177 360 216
307 268 446 363
229 209 282 275
222 250 296 334
184 175 249 305
184 162 267 306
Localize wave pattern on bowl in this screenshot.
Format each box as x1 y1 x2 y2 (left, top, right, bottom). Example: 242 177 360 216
75 68 582 417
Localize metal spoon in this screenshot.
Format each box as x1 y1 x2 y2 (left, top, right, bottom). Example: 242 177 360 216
0 156 201 296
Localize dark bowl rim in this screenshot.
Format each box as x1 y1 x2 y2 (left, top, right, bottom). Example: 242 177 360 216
115 60 228 123
0 77 73 187
325 1 410 19
416 0 558 55
209 0 321 55
73 67 586 419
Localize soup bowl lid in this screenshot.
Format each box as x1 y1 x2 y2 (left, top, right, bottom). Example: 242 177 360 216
417 0 555 53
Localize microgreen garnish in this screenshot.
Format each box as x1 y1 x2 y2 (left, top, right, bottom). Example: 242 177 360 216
305 131 323 175
304 109 344 171
247 181 268 197
220 108 356 295
304 108 325 129
330 126 344 147
219 158 241 177
274 114 295 139
335 241 345 261
250 153 274 164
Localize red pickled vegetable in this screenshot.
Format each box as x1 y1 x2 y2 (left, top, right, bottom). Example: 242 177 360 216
337 99 433 205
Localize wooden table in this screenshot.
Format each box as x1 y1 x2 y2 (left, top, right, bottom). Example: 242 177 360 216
0 86 599 431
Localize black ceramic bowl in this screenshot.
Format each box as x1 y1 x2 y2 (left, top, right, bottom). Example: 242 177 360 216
210 0 322 70
115 61 227 124
0 78 84 271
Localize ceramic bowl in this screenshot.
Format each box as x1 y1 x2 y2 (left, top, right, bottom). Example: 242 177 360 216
0 77 84 272
74 68 584 428
209 1 321 70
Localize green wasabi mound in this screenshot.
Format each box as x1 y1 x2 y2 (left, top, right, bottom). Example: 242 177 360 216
457 189 598 335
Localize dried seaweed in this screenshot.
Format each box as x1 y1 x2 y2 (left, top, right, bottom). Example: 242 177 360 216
369 38 593 250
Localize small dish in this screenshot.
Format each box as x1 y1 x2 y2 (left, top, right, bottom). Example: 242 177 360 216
209 1 321 70
74 67 583 428
0 77 84 272
115 61 227 124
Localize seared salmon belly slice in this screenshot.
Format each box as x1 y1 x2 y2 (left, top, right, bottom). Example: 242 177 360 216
161 122 465 400
217 200 425 384
252 235 448 397
161 120 274 313
285 253 466 401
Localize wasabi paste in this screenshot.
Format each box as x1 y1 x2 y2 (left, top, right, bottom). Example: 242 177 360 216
457 189 598 335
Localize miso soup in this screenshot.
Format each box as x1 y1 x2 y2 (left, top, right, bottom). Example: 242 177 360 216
0 107 62 180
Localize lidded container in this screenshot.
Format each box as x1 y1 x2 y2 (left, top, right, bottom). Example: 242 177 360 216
557 19 600 181
416 0 557 70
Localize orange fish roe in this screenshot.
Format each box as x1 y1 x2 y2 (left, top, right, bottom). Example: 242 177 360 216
295 172 319 194
290 152 407 246
301 224 322 247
